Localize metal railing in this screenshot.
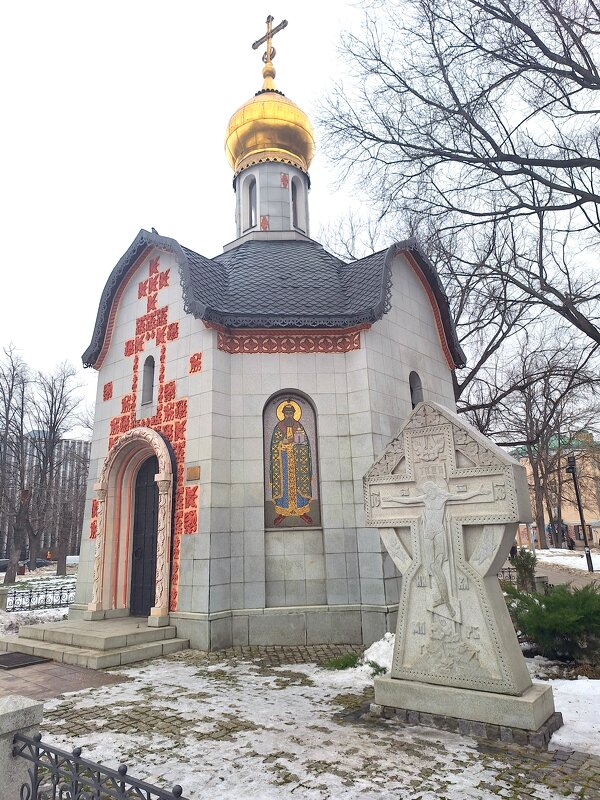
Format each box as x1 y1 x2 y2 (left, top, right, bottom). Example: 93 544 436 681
5 580 76 612
13 732 186 800
497 567 518 584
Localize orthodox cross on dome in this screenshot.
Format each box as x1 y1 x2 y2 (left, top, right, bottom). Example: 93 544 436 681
252 15 288 64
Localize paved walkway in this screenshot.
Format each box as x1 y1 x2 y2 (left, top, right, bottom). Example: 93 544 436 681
0 660 123 700
537 562 600 589
30 646 600 800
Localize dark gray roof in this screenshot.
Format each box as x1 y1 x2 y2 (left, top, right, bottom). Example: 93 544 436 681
82 230 465 368
179 238 390 328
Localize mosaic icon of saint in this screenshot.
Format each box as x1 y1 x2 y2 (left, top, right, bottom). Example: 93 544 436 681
270 400 313 525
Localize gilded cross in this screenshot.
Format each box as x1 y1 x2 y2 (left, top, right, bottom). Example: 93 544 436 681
252 15 288 64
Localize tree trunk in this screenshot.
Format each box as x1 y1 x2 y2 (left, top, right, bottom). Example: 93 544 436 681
3 537 20 585
55 532 67 577
27 531 40 572
531 460 548 549
4 491 31 584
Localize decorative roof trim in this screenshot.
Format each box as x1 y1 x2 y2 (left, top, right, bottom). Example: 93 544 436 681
204 322 370 354
390 239 466 369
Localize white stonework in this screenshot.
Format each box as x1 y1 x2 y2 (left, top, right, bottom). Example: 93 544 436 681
364 401 556 729
73 244 459 649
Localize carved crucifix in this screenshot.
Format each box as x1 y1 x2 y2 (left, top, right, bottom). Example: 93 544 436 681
382 480 493 622
364 401 533 696
252 15 288 64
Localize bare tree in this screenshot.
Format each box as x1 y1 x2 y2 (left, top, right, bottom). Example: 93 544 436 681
322 0 600 343
484 327 600 547
26 363 83 569
0 350 86 583
320 209 535 412
0 347 31 583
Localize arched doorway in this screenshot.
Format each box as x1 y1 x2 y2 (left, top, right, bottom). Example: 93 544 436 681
130 455 159 616
87 427 174 623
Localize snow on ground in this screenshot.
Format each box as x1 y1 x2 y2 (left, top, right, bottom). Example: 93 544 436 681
535 547 600 572
13 565 78 584
38 631 600 798
0 607 68 637
43 658 511 800
363 633 600 757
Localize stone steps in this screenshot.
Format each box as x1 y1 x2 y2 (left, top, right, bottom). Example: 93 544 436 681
0 618 189 669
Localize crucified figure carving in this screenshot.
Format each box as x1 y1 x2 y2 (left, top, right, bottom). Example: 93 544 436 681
384 481 492 617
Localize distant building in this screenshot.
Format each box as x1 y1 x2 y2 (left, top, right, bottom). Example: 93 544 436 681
516 434 600 549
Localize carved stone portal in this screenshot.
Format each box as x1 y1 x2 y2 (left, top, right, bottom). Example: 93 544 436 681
364 401 557 730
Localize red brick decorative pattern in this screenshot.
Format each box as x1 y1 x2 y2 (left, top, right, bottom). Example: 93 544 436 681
206 323 370 354
89 499 98 540
260 215 270 231
103 382 113 401
95 254 197 611
189 353 202 373
280 173 289 188
183 486 199 534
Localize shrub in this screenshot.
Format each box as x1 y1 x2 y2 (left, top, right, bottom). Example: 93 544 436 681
512 547 537 593
507 582 600 663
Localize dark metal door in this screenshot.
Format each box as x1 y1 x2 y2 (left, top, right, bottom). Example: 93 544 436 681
130 455 158 616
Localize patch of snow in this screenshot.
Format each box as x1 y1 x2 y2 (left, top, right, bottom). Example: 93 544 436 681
38 636 600 798
362 632 394 672
535 548 600 571
0 607 68 637
545 677 600 754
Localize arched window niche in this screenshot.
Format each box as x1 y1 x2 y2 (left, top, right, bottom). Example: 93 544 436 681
291 177 305 232
409 371 424 409
141 356 155 406
245 176 257 231
263 391 321 528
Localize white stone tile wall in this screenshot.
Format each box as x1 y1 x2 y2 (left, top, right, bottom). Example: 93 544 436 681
76 242 457 646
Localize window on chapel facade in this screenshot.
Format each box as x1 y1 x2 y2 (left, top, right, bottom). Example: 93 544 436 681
409 371 423 409
141 356 155 405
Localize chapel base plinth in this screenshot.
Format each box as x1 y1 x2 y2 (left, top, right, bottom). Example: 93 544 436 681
374 675 557 732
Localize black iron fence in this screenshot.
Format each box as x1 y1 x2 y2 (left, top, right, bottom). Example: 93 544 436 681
497 567 518 584
5 580 76 612
13 732 186 800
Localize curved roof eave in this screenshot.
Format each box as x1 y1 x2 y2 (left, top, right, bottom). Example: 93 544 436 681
81 229 187 369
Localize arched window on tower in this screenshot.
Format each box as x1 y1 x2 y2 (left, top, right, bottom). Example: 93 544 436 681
291 179 298 228
409 371 423 409
291 177 305 232
246 177 257 230
142 356 155 406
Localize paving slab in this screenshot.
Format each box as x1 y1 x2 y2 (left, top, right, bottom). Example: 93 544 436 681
33 645 600 799
0 659 124 700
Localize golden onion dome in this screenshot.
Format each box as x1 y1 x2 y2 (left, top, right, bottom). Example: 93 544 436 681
225 58 315 176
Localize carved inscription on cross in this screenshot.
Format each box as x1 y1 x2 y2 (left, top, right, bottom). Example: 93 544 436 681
364 402 533 694
252 15 288 64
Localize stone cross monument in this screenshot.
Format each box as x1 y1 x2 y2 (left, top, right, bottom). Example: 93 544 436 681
364 401 557 731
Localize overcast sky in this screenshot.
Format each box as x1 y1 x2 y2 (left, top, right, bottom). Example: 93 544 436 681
0 1 363 413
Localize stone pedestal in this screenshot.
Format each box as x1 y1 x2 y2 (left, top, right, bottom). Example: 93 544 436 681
374 675 555 731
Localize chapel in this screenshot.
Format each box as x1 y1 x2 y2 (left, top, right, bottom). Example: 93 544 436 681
70 17 465 650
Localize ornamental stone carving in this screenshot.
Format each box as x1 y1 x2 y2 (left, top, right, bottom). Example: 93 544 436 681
364 401 533 696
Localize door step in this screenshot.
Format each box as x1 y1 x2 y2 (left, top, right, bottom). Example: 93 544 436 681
0 617 189 669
